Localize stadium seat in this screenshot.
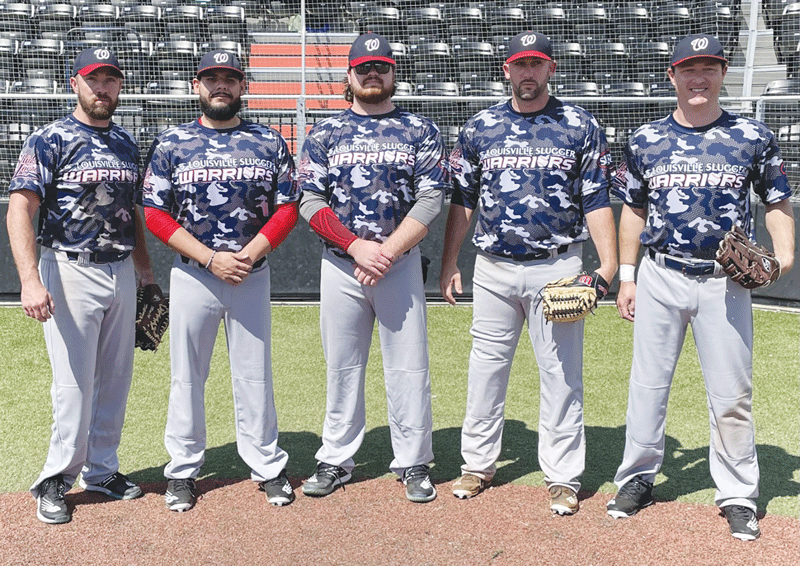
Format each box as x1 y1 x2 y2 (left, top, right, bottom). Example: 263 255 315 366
19 39 66 79
486 7 526 38
530 7 570 43
0 37 19 84
762 78 800 131
394 80 412 97
694 0 740 53
613 5 652 44
551 42 585 77
653 5 692 46
205 5 247 45
444 6 485 41
162 5 204 42
452 41 496 80
777 3 800 76
37 4 77 40
413 80 459 126
388 41 410 81
411 41 452 81
404 7 444 43
153 40 197 80
358 6 404 43
572 4 610 43
584 42 630 81
627 41 671 74
0 3 33 44
120 5 162 44
77 3 116 27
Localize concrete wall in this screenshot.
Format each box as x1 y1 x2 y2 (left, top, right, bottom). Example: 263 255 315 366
2 200 799 306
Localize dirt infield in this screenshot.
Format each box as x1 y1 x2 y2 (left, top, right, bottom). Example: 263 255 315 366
1 477 797 566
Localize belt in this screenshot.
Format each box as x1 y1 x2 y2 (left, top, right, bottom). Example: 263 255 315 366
181 255 266 270
65 250 130 263
496 244 572 263
648 248 718 276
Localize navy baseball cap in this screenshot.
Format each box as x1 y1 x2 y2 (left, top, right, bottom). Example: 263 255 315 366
670 34 727 67
72 47 122 77
197 49 245 79
349 33 395 67
505 31 553 64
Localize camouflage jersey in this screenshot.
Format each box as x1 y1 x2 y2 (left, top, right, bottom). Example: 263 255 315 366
143 119 297 251
612 111 791 260
9 115 140 252
450 97 612 259
298 107 448 252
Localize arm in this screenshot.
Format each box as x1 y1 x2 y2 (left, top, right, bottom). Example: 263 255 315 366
240 202 299 262
584 205 618 285
439 203 474 305
131 207 155 286
615 204 647 321
6 190 55 321
352 215 430 286
764 199 795 275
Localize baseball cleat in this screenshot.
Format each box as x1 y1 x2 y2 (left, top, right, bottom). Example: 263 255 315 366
80 471 143 500
452 473 490 499
36 475 71 524
260 469 295 506
164 478 197 512
723 505 761 541
549 485 579 515
302 462 351 497
606 475 654 518
403 465 436 503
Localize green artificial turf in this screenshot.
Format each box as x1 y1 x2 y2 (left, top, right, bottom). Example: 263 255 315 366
0 304 797 516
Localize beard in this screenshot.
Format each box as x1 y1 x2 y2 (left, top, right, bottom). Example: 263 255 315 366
78 91 118 120
352 79 394 104
199 92 242 122
512 80 547 102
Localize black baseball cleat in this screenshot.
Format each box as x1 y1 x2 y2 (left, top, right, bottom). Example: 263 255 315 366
259 469 295 506
403 464 436 503
723 505 761 541
606 475 654 518
302 462 351 496
164 478 197 512
80 472 143 500
36 475 71 524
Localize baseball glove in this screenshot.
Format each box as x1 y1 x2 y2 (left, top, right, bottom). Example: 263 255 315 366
715 226 780 289
541 272 609 323
135 283 169 351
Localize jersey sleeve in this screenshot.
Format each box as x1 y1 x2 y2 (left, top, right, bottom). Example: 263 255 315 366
8 129 56 199
273 133 299 205
141 134 175 213
753 129 792 204
611 131 649 209
449 121 481 210
298 127 331 199
579 117 613 213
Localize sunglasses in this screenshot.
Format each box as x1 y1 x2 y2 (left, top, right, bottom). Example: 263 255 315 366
353 62 392 75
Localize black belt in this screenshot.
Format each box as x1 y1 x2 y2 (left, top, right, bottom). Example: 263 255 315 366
648 249 717 276
181 255 266 270
65 250 130 263
498 244 571 263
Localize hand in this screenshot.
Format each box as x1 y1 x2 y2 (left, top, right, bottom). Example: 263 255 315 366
353 266 378 286
346 239 393 282
439 262 462 305
209 251 253 285
21 280 55 322
616 281 636 321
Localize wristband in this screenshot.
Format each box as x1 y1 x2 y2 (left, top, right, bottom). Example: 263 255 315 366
619 264 636 282
204 250 216 269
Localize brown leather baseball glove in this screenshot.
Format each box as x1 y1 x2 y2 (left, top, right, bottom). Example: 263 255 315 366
135 283 169 351
541 272 609 323
715 226 781 289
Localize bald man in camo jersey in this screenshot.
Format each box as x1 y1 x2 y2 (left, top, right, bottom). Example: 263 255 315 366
297 33 448 503
143 50 299 512
440 31 618 515
6 47 155 524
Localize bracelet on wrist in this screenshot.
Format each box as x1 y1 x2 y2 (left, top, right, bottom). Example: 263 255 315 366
204 250 217 269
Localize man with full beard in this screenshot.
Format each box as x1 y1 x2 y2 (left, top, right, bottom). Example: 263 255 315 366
6 47 155 524
440 31 618 515
142 50 299 512
297 33 448 503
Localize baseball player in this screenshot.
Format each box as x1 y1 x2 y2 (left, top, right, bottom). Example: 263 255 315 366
440 31 618 515
142 50 299 511
297 33 447 503
607 34 795 541
6 48 155 524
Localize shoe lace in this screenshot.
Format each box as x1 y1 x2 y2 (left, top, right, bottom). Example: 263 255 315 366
404 465 430 482
618 477 651 499
317 464 347 490
263 473 287 488
171 478 195 493
726 505 753 520
42 476 66 500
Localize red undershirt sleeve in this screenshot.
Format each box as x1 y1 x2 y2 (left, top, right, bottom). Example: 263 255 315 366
259 202 299 250
308 207 358 252
144 206 181 244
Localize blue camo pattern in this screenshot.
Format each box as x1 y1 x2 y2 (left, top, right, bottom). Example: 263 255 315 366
612 112 791 260
9 115 140 252
450 98 612 258
298 107 448 246
142 119 298 250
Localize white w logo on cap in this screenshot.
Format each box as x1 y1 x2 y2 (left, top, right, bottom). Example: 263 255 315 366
691 37 709 51
213 53 229 63
520 34 537 46
93 49 111 60
365 38 380 51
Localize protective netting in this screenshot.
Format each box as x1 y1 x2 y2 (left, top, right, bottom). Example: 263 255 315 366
0 0 798 199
